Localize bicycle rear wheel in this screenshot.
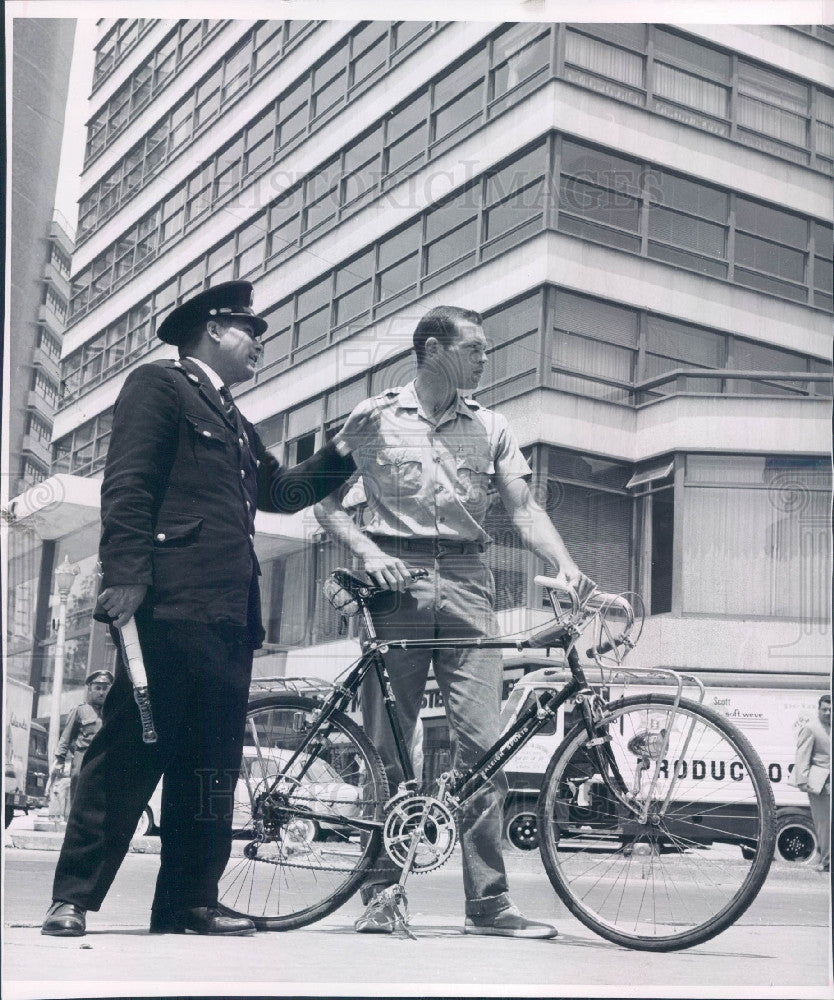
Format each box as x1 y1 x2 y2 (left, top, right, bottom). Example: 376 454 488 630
217 693 388 930
538 694 775 951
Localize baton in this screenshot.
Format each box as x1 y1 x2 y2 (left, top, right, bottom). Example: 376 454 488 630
117 618 158 744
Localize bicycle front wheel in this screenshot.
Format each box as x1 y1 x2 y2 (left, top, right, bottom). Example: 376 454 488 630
217 694 388 930
538 694 775 951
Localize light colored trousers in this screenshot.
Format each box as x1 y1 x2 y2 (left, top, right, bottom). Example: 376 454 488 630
360 547 510 919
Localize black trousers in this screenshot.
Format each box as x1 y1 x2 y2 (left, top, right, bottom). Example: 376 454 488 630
52 620 253 914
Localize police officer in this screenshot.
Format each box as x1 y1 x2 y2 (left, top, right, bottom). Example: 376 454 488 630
51 670 114 807
43 281 359 937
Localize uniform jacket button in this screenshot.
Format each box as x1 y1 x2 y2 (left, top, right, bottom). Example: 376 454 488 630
202 430 212 437
156 532 166 541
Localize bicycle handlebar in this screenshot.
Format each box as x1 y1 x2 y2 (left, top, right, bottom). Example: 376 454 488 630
534 575 632 616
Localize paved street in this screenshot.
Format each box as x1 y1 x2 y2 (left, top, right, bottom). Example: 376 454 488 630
2 838 831 999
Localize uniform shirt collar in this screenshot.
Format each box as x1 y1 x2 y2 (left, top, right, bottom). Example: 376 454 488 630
184 356 225 392
396 380 475 421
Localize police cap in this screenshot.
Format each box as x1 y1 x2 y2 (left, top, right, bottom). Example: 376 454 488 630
156 280 268 345
86 670 114 686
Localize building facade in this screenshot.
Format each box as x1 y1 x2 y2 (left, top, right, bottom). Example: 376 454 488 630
8 18 76 494
8 20 832 735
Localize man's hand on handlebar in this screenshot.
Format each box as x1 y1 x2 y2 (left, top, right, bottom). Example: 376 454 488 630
550 563 598 603
361 550 414 592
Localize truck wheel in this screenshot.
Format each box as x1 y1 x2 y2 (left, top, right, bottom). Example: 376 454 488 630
503 801 539 851
774 811 817 864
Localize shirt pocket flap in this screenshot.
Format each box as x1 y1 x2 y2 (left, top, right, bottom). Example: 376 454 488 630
376 447 422 469
184 412 227 443
153 515 204 546
455 452 493 476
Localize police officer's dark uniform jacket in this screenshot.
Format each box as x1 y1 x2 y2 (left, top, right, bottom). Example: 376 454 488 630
50 282 355 924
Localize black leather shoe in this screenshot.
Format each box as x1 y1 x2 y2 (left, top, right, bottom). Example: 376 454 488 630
42 901 87 937
150 906 255 936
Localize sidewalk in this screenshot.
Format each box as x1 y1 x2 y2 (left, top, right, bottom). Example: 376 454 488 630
4 813 161 855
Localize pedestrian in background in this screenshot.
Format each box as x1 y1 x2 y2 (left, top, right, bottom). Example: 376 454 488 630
50 671 113 808
793 694 831 873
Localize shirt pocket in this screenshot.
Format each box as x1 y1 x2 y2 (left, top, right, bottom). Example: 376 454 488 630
373 447 423 498
184 412 228 449
454 452 491 511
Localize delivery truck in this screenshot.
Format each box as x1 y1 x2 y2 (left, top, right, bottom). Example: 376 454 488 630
499 655 828 865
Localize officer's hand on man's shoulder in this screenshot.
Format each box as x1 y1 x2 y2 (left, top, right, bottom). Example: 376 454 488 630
98 585 148 628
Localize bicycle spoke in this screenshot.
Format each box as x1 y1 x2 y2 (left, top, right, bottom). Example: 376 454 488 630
216 695 388 929
538 695 774 950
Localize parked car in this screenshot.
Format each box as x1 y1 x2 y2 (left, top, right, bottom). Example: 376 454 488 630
139 746 361 841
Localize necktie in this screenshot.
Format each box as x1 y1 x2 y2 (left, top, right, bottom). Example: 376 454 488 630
219 385 236 420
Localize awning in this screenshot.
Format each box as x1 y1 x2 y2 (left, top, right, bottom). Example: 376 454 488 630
626 460 674 489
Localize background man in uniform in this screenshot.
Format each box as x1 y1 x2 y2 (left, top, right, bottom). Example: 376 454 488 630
50 670 113 809
43 281 359 938
315 305 592 938
794 694 831 872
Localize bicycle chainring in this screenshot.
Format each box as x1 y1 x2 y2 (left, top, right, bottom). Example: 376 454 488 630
382 794 457 873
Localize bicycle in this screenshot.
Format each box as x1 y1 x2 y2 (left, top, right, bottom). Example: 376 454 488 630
217 568 776 951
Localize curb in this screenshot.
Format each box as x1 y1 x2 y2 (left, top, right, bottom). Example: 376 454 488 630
8 830 161 854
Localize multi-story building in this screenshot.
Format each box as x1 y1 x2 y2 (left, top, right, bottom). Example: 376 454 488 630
7 18 76 495
8 20 832 743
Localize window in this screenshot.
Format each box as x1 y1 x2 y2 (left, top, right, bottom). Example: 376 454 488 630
37 327 61 362
259 300 293 374
552 289 638 402
559 140 642 252
423 186 479 289
294 276 331 359
545 447 633 594
653 29 730 127
430 50 486 150
244 110 275 177
311 47 348 120
349 22 389 91
482 139 547 258
564 24 645 105
642 315 724 393
734 196 808 301
385 91 429 178
737 60 809 158
682 456 831 617
222 43 252 105
648 170 728 277
26 411 52 446
479 290 541 406
376 221 420 312
236 213 267 278
33 370 59 408
333 249 374 329
813 221 833 311
490 23 550 111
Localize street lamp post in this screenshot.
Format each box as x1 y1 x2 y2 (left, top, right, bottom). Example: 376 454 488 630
46 555 78 765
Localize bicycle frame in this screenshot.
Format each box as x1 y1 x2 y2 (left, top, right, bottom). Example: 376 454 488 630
254 600 637 831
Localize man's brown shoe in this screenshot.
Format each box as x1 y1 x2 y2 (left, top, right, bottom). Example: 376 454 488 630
150 906 255 935
42 901 86 937
464 904 558 939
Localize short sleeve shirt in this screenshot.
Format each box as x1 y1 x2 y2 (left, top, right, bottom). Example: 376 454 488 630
341 382 531 543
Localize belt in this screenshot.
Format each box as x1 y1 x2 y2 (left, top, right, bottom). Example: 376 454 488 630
369 535 485 556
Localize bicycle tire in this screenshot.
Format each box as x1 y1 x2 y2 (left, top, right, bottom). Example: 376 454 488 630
538 694 775 951
217 693 389 930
